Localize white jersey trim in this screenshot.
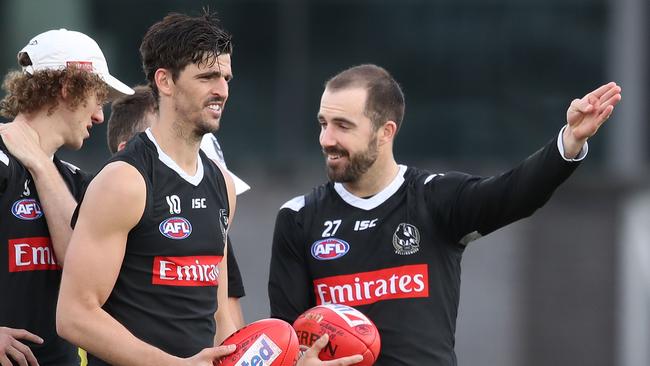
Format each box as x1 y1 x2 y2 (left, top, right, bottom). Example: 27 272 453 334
281 195 305 212
0 149 9 167
333 165 407 211
459 231 483 246
145 128 204 186
200 134 251 195
424 173 444 185
60 160 80 174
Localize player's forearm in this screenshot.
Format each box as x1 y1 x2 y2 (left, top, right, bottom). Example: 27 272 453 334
214 276 237 344
28 160 76 264
228 298 245 329
56 302 183 366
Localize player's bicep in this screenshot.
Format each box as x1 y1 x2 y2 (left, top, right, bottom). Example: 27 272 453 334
60 162 146 307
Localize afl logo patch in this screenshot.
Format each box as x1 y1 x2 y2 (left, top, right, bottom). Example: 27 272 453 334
159 217 192 239
311 238 350 260
11 199 43 220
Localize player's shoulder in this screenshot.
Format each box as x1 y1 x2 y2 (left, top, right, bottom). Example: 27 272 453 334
0 148 9 168
0 138 11 168
58 159 82 174
279 181 332 213
406 166 472 187
110 133 156 171
280 195 305 212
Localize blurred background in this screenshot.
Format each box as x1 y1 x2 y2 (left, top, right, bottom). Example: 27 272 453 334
1 0 648 365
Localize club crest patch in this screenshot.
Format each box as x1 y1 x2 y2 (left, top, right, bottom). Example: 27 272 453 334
393 223 420 255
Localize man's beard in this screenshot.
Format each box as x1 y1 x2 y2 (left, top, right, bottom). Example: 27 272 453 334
324 136 378 183
174 93 223 140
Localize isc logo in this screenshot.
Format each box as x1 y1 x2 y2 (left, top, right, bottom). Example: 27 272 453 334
234 334 281 366
11 199 43 220
159 217 192 239
311 238 350 260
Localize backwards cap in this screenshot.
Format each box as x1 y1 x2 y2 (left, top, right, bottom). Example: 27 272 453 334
18 28 134 97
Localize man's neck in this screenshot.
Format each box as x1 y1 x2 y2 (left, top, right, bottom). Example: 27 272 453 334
13 112 63 157
342 156 399 198
151 114 202 176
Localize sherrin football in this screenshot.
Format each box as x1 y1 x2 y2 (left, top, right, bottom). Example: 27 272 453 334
292 304 380 366
218 318 300 366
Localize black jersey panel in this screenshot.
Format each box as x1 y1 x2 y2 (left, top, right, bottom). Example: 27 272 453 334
269 138 580 366
87 132 230 360
425 139 580 243
0 140 85 364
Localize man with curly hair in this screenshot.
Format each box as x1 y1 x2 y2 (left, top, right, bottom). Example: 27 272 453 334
0 29 133 366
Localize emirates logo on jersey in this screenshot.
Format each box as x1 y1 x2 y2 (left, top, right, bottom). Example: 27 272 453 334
159 217 192 239
8 237 60 272
313 264 429 306
11 199 43 220
152 255 222 286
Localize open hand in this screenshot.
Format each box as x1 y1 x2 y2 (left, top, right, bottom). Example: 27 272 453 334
563 82 622 158
0 121 47 171
0 326 43 366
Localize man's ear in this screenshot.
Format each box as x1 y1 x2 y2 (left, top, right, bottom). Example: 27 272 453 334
60 84 69 100
154 69 173 97
379 120 398 145
117 141 127 152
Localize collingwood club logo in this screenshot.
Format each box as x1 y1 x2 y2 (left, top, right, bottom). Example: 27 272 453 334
218 208 229 238
393 223 420 255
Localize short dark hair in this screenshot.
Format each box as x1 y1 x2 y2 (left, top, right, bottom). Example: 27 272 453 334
106 85 156 154
139 10 233 100
325 64 405 132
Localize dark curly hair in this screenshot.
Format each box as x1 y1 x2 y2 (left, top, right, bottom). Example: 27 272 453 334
0 53 108 118
139 10 233 100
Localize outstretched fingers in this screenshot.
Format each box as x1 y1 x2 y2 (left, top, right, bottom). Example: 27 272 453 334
589 82 618 99
321 355 365 366
306 335 363 365
10 339 38 366
5 329 43 345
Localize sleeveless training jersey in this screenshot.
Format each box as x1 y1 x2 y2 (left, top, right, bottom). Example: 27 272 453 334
0 140 88 365
269 138 580 366
86 130 230 365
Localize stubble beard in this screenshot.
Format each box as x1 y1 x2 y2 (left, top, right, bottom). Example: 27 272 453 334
325 135 378 183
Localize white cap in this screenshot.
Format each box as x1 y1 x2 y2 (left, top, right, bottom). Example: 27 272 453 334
18 29 134 97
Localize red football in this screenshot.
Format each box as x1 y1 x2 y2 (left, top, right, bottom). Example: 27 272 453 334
218 318 300 366
293 304 380 366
